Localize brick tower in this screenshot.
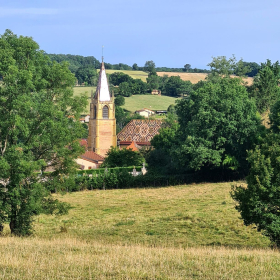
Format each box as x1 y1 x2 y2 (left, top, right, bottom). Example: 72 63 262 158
87 60 116 156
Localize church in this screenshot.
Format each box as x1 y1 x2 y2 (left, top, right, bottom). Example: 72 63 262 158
76 60 163 170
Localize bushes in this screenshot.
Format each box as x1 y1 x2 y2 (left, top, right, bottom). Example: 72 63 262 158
45 167 242 193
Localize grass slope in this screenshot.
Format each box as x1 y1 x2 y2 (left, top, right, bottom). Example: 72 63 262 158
73 86 96 115
99 69 148 82
0 182 278 279
122 94 178 112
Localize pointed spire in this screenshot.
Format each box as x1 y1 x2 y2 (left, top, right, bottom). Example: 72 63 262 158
94 60 111 101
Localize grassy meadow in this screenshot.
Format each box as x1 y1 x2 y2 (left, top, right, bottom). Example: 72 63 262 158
121 94 178 112
1 182 279 279
73 86 178 113
98 69 149 82
73 86 95 115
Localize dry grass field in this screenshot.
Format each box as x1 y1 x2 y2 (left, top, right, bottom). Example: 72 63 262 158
0 237 279 279
157 72 208 83
157 72 254 85
1 182 279 279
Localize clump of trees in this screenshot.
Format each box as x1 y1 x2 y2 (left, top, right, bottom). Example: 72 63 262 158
232 100 280 247
101 147 144 168
145 55 280 246
0 30 87 235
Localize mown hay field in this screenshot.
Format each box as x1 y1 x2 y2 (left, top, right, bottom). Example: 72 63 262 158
1 182 278 279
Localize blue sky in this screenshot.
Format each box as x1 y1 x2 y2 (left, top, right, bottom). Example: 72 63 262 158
0 0 279 68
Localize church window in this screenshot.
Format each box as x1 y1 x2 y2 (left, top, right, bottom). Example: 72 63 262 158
103 105 109 119
93 105 96 119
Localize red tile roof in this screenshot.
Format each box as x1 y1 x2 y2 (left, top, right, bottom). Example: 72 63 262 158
126 141 139 151
117 119 163 143
79 151 104 163
80 139 88 149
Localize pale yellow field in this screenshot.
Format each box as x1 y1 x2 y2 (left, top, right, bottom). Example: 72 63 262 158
0 237 279 279
158 72 208 83
157 72 254 85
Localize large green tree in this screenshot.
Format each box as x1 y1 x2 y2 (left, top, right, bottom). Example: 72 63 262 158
101 147 144 168
173 77 261 173
250 60 280 113
232 99 280 246
231 133 280 246
0 30 87 235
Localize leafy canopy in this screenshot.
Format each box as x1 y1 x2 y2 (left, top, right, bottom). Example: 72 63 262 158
101 146 144 168
0 30 87 235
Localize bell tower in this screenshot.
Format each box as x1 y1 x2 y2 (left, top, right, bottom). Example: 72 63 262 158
88 60 116 156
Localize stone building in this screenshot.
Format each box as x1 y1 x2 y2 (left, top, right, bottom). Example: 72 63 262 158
87 61 117 157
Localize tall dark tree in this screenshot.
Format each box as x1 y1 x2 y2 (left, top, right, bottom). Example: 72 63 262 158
250 60 280 113
144 60 156 73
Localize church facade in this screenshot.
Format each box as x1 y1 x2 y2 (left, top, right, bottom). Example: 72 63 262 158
87 61 117 157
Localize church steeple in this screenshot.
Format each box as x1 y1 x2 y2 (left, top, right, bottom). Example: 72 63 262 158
94 61 111 101
88 59 116 156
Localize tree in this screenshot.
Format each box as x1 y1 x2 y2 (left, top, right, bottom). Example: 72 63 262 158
0 30 87 235
118 82 132 97
144 60 156 73
75 66 98 86
207 55 250 82
109 72 133 86
101 147 144 168
115 95 125 106
231 132 280 246
132 63 139 70
164 76 193 97
184 64 191 72
171 77 261 173
250 60 280 113
146 72 159 91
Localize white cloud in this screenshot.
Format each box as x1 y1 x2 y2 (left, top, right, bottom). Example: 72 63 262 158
0 8 58 17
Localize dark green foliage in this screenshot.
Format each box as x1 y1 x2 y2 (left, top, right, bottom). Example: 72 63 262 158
250 60 280 113
75 66 98 86
101 147 145 168
109 72 133 86
118 82 132 97
144 60 156 73
164 76 193 97
231 132 280 246
174 77 261 173
132 63 139 70
270 100 280 133
0 30 87 235
47 53 100 73
115 95 125 106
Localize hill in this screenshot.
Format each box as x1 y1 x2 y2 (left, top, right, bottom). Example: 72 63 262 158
121 94 178 112
73 86 95 114
1 182 278 279
99 69 148 82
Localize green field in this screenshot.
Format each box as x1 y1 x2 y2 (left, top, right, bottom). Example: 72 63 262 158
99 69 148 82
73 87 178 113
1 182 279 279
122 94 178 112
73 86 95 114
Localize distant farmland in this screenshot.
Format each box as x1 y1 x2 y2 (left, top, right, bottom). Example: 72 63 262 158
121 94 178 112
